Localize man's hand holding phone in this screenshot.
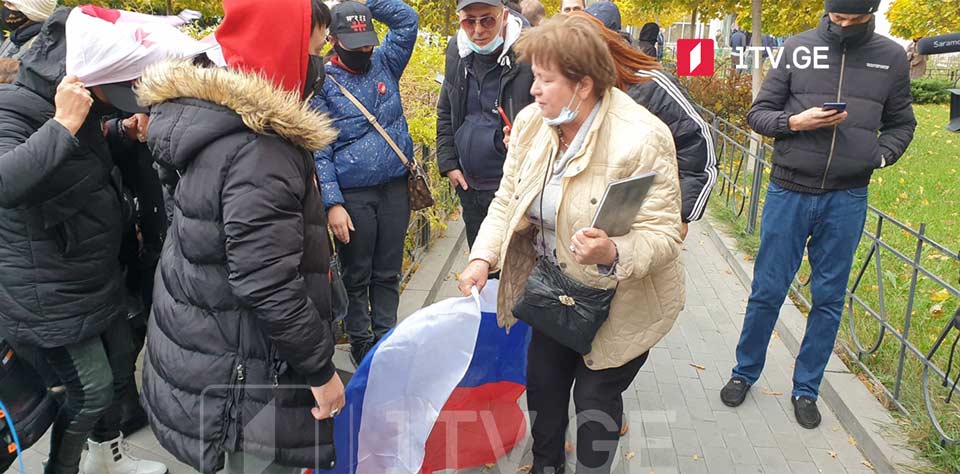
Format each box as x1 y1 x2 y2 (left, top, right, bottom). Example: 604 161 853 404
788 105 848 132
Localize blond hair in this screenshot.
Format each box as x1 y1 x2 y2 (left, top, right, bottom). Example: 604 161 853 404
514 14 617 97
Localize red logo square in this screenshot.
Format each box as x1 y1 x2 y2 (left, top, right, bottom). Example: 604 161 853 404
677 39 715 77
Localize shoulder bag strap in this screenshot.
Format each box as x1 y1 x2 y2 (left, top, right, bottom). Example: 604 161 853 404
327 75 413 170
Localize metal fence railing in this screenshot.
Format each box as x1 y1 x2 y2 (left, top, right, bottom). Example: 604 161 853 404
922 66 960 83
696 103 960 446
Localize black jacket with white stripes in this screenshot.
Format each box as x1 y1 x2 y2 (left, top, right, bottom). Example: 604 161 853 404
627 69 717 222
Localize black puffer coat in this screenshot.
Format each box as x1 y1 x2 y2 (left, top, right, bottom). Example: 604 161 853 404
138 60 339 473
747 15 916 193
0 8 124 348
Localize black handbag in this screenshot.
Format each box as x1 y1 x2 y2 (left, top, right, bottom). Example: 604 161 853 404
510 151 617 355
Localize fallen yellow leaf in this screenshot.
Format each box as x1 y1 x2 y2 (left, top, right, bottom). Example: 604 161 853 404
848 435 857 446
624 451 636 461
690 363 706 371
692 454 701 461
762 387 783 396
899 178 906 185
932 303 946 318
930 289 951 303
518 465 533 473
485 463 496 469
862 459 875 469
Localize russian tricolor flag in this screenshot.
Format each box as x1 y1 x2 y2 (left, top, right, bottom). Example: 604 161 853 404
322 281 531 474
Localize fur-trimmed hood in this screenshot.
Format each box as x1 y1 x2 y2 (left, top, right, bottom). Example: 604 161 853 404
138 60 337 163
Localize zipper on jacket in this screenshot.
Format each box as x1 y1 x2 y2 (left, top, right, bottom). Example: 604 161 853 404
217 363 243 451
821 46 847 189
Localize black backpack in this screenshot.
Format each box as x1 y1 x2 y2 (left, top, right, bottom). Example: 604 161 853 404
0 338 59 472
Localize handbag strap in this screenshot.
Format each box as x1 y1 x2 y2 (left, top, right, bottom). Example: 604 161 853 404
540 137 620 289
327 75 413 170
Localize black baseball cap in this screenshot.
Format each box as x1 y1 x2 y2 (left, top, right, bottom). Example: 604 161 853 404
101 81 147 114
457 0 502 11
331 1 380 50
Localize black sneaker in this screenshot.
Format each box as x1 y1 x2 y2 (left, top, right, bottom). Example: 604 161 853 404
792 396 822 429
720 377 752 407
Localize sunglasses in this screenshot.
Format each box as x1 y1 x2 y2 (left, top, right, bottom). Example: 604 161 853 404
459 15 499 32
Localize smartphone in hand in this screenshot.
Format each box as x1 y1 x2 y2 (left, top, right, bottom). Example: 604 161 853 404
822 102 847 112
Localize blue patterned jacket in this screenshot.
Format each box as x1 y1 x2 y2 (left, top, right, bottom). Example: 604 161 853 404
311 0 418 208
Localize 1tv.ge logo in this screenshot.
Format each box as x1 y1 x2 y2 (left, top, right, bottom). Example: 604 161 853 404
677 39 715 77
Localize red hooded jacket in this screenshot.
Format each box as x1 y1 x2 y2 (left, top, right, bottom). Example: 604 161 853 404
215 0 311 96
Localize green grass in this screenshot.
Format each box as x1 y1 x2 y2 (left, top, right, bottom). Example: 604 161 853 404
709 104 960 472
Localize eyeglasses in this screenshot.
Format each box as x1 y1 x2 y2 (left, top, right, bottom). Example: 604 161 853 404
459 15 498 32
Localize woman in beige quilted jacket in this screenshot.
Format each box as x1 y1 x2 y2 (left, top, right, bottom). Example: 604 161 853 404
457 14 685 474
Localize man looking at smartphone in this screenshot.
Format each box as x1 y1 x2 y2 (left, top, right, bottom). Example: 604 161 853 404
720 0 916 429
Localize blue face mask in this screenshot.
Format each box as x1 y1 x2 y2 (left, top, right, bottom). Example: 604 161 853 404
543 84 583 127
465 34 504 55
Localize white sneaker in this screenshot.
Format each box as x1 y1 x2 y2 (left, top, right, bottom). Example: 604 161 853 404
81 435 167 474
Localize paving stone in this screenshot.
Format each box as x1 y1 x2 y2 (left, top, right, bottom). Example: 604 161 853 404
633 370 659 393
733 464 765 474
740 417 779 449
700 444 736 474
755 446 792 473
693 420 726 449
677 455 710 474
724 434 761 465
775 432 814 463
808 448 851 474
788 461 823 474
670 428 702 456
715 411 748 438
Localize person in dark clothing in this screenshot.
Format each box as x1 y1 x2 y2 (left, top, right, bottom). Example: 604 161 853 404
437 0 533 249
312 0 419 366
0 7 168 474
720 0 916 430
100 111 166 437
581 6 717 239
139 1 343 473
636 22 660 59
0 0 55 59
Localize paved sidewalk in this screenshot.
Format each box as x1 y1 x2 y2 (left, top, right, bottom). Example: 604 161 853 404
5 221 878 474
440 222 877 474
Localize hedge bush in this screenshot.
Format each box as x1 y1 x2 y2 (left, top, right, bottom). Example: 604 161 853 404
911 78 953 105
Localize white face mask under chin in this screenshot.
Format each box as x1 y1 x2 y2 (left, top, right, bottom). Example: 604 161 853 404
543 84 583 127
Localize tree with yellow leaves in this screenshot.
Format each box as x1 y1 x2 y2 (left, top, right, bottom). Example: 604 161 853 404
888 0 960 40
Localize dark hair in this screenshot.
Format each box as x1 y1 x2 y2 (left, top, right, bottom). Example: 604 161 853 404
503 0 522 11
312 0 332 30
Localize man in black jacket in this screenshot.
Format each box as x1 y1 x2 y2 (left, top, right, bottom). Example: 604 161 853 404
437 0 533 249
0 8 167 474
720 0 916 429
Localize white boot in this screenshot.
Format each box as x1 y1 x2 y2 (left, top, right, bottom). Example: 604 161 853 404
81 434 167 474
